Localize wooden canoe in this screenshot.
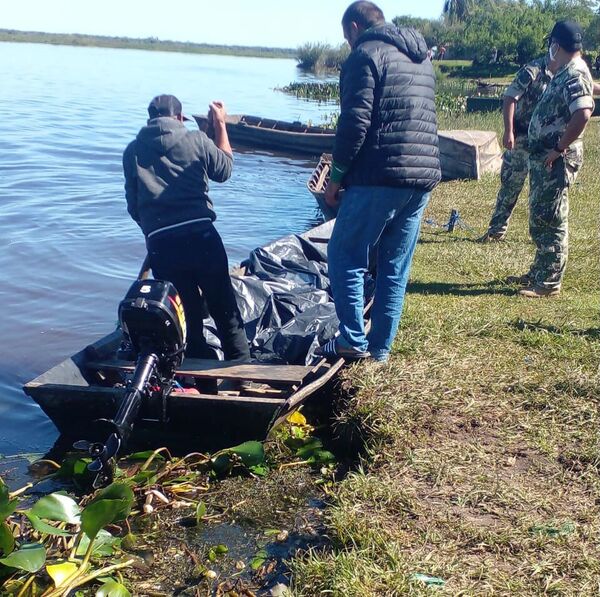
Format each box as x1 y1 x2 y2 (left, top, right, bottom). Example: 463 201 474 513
307 131 503 217
437 130 502 180
22 221 359 450
192 113 335 156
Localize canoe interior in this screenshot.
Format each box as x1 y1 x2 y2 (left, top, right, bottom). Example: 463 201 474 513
306 153 339 222
23 221 344 449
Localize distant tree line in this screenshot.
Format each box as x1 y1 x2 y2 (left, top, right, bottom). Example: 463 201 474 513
394 0 600 65
0 29 296 59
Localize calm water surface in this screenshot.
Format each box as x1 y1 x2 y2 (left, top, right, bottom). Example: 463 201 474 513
0 42 337 461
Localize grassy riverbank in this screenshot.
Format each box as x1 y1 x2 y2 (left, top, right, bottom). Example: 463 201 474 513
0 29 295 59
290 117 600 595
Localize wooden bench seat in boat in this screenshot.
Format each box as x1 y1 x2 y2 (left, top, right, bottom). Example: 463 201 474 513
86 359 312 385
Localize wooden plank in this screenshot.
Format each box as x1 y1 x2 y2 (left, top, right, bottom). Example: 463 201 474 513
269 356 345 431
268 297 375 431
86 359 312 384
170 392 284 406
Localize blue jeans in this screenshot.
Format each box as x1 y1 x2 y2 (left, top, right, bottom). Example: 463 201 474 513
328 186 430 361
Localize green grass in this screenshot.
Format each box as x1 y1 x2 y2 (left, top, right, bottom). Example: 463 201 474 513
290 116 600 595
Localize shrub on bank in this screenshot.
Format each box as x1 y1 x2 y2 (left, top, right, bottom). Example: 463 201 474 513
296 43 349 72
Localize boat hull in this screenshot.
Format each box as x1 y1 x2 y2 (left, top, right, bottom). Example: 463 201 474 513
193 114 334 156
23 222 343 449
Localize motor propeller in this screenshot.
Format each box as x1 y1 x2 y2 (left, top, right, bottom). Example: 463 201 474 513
73 432 121 487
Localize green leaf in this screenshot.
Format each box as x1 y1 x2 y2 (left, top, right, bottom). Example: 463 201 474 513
125 451 165 462
0 522 15 556
0 543 46 572
411 573 446 586
306 449 336 465
121 533 137 550
129 471 157 486
81 483 134 540
47 561 78 586
230 441 265 466
214 544 228 554
0 479 18 520
29 492 81 524
96 580 131 597
530 522 575 537
55 456 93 481
250 548 268 570
196 501 207 524
76 529 121 557
211 441 265 474
290 426 306 439
295 439 323 459
24 512 73 537
249 464 269 477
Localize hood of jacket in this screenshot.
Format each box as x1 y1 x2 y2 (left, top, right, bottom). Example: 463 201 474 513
355 23 428 63
136 117 189 154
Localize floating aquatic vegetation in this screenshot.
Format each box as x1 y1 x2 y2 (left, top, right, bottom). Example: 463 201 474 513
277 82 340 103
0 409 336 594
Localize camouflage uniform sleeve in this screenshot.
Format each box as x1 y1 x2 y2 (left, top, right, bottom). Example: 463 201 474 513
563 71 595 114
504 63 538 101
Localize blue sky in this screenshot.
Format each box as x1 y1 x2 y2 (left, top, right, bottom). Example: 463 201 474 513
2 0 444 48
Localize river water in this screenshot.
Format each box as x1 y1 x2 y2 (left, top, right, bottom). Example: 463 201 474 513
0 42 337 461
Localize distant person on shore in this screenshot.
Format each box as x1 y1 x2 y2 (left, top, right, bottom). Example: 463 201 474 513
439 45 447 60
478 55 553 242
122 94 250 361
514 21 594 298
315 1 441 362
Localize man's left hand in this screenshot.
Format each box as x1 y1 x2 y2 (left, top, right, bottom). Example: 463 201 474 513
544 149 562 172
324 181 341 207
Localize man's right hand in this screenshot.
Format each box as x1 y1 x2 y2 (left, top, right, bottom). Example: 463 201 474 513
503 130 515 150
324 181 341 208
209 101 227 127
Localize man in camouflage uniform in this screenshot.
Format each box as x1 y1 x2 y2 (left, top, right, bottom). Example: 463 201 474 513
480 57 553 242
515 20 594 298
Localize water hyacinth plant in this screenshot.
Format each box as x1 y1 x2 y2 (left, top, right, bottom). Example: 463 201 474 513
277 82 340 103
0 411 332 594
0 477 134 596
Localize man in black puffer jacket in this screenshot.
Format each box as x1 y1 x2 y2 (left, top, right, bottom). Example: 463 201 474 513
316 1 441 363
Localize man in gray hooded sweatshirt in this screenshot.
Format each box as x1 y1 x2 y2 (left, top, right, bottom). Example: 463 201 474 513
123 95 250 362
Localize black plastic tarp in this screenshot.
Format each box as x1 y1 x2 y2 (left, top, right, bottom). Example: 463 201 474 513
233 234 338 366
203 233 374 366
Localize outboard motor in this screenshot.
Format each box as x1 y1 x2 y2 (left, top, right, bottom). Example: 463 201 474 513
75 279 186 487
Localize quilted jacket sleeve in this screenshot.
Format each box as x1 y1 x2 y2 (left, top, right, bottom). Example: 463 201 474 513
332 49 378 173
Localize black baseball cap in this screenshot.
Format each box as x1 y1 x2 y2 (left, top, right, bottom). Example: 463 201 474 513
147 94 191 121
548 20 583 52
